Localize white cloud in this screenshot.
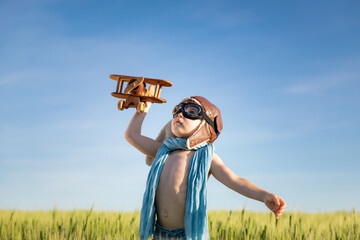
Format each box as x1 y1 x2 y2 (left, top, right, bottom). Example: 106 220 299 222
284 73 358 95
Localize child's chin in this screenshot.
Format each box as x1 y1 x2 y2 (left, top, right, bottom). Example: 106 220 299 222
172 131 188 139
171 126 181 136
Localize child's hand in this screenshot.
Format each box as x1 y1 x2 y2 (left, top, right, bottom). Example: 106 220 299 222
264 193 286 219
143 101 152 113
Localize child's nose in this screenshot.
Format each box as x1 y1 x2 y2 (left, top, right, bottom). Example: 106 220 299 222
174 111 184 119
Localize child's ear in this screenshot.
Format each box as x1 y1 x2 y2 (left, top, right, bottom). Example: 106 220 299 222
145 120 175 166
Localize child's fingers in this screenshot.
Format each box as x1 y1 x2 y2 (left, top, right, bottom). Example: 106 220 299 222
274 195 280 206
278 197 286 211
144 101 152 113
275 197 286 219
264 194 286 219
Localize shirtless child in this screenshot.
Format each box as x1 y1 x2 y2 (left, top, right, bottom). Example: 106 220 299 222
125 96 286 240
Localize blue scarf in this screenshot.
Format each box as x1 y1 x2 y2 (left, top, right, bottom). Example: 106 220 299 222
139 137 214 240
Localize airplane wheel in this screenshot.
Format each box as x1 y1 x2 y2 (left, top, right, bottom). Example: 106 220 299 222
137 102 146 113
118 100 125 111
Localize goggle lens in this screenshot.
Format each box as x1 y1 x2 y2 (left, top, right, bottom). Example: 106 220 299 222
184 104 201 115
173 103 202 119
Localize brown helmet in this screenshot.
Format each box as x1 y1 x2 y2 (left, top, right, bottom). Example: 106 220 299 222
183 96 223 149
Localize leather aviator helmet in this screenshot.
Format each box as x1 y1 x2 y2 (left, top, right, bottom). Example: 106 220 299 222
175 96 223 149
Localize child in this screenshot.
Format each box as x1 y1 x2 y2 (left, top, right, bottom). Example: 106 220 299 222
125 96 286 240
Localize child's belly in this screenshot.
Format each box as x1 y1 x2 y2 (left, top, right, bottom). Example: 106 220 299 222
155 150 194 229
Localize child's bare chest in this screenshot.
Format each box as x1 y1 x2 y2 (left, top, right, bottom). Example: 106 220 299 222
159 150 195 192
155 150 195 228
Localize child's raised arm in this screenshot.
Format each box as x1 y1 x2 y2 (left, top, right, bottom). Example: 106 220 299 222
124 102 163 159
209 153 286 219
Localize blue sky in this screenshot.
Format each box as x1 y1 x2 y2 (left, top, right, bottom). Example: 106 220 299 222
1 0 359 212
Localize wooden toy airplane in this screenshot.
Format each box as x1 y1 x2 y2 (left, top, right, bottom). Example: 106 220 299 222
110 74 173 113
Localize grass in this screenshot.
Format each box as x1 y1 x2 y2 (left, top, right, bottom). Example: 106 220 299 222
0 209 359 239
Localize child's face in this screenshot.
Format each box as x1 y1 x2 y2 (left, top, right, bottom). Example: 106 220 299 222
171 112 202 139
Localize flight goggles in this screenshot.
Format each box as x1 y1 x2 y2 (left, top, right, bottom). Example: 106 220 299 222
172 102 220 136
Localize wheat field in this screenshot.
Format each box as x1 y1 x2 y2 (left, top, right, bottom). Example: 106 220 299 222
0 209 359 239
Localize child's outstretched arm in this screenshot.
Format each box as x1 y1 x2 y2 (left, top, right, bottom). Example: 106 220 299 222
124 102 163 159
209 153 286 219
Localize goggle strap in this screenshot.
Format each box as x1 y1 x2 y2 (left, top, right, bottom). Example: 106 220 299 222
200 112 220 136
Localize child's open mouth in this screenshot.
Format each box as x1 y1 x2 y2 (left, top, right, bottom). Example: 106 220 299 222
174 120 182 125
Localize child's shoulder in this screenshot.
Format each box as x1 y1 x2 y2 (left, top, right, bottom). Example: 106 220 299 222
212 152 223 164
